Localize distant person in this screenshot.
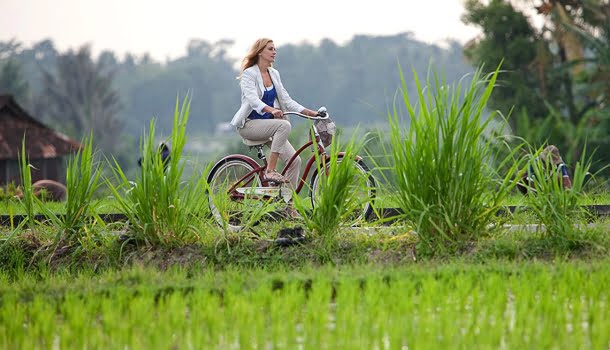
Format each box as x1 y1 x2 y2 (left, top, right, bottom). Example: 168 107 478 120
517 145 572 195
138 142 171 173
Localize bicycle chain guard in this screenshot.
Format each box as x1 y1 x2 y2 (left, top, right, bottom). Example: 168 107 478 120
235 184 292 203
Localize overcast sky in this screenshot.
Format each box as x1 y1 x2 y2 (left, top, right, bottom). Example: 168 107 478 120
1 0 483 61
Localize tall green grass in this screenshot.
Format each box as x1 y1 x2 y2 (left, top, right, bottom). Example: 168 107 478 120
38 134 104 245
520 145 599 244
208 175 282 237
294 131 369 256
107 96 210 245
17 138 36 229
0 139 39 247
380 65 522 256
2 135 104 250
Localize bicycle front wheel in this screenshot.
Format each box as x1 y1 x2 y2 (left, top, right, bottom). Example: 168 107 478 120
310 157 376 222
207 157 262 231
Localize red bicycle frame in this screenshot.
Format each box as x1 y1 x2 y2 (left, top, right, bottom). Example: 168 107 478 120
220 111 362 200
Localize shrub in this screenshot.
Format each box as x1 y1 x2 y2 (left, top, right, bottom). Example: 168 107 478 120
381 65 522 256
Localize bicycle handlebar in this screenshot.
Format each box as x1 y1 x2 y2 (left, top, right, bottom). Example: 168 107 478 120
284 111 329 120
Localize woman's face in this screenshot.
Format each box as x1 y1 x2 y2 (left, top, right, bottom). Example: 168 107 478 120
259 42 276 63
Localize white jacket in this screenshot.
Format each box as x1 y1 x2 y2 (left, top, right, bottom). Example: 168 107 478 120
230 65 305 128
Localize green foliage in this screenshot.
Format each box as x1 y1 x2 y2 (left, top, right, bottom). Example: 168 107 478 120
38 135 104 245
208 177 281 242
0 58 30 104
294 130 369 260
463 0 610 177
382 64 523 256
362 129 396 189
0 183 21 202
1 262 610 348
17 138 36 229
463 0 552 123
41 45 123 154
520 145 600 243
205 155 284 239
1 139 39 248
106 95 210 246
514 106 605 165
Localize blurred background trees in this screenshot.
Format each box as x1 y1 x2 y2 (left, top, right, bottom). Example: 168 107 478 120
41 45 123 155
463 0 610 169
0 40 30 105
0 1 608 175
0 33 472 172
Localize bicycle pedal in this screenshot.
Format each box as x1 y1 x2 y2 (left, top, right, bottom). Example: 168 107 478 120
264 179 281 185
265 180 289 187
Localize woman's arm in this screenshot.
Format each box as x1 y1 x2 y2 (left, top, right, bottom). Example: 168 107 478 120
300 108 318 117
241 69 267 114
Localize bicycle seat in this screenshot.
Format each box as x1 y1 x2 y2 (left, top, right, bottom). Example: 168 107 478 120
242 137 272 147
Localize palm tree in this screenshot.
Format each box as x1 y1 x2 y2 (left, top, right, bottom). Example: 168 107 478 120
42 45 123 153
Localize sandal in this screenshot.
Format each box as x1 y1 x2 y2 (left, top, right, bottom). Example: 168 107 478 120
265 169 289 184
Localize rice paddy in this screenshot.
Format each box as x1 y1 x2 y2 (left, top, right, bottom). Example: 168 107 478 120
1 262 608 349
2 66 609 349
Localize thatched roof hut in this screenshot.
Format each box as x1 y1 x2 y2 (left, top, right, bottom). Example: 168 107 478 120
0 94 82 185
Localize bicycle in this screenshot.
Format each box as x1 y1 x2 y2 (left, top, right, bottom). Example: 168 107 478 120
206 110 376 231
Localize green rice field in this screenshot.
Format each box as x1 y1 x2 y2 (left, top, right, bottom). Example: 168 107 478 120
1 261 608 349
2 66 609 350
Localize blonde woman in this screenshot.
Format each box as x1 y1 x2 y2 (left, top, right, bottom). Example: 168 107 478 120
231 38 319 188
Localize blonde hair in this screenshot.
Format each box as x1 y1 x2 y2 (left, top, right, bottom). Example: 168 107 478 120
241 38 274 72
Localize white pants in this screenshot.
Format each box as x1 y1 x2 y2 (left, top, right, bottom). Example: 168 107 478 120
238 118 302 189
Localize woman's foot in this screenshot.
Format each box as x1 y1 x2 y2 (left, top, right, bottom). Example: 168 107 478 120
265 169 289 184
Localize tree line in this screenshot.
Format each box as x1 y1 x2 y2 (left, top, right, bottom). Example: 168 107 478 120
0 33 471 156
1 0 609 175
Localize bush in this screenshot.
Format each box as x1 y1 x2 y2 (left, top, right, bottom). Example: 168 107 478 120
381 64 522 256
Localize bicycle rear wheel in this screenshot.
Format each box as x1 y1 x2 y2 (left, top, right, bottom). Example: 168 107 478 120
207 157 262 231
310 157 376 222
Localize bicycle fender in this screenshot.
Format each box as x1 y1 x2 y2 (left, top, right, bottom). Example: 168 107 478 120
212 154 260 170
207 154 261 185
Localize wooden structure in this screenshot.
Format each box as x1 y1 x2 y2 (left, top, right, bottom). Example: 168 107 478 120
0 95 81 185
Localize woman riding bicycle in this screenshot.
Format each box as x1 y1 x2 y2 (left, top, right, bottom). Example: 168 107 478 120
230 38 321 187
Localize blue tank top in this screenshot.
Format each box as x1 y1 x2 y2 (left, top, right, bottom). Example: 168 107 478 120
248 85 277 120
528 163 569 177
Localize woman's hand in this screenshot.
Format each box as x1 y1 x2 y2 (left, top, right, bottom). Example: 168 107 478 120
300 108 319 117
271 109 284 119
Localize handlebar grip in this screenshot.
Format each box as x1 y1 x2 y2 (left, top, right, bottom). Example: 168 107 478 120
317 106 327 117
